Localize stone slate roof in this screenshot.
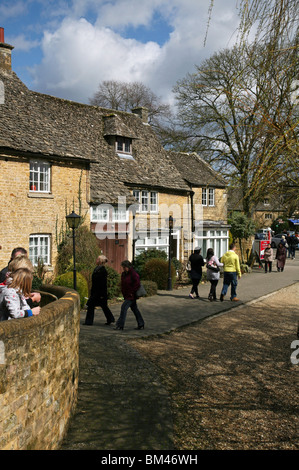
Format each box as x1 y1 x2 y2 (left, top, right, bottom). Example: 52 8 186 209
168 151 226 188
0 69 192 205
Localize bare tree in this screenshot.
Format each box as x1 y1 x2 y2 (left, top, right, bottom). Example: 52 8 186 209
170 38 298 216
89 80 171 129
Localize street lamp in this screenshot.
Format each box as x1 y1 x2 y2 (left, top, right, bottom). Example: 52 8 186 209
167 215 174 291
66 211 82 290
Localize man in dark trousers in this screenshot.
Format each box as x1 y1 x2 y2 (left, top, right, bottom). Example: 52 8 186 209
84 255 115 326
188 247 205 298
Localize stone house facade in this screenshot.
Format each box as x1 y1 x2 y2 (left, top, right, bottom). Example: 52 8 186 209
169 151 230 259
0 29 229 275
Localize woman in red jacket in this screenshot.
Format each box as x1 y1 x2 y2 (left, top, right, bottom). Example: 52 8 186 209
114 260 145 331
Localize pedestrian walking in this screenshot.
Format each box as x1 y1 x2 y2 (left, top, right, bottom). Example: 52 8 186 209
114 260 145 331
276 242 287 272
263 243 274 273
220 243 242 302
84 255 115 326
206 248 223 301
188 247 205 299
289 234 297 259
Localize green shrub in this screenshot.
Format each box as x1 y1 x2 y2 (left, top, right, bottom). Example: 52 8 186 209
53 271 88 308
32 275 43 291
141 280 158 297
106 266 121 300
143 258 176 290
134 249 167 278
56 225 101 276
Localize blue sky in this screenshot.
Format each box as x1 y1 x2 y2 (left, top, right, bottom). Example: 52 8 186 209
1 0 241 106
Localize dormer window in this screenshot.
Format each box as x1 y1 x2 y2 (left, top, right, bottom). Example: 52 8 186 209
117 137 131 153
116 137 134 160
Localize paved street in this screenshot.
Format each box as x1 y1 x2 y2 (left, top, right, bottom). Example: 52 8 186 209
61 257 299 450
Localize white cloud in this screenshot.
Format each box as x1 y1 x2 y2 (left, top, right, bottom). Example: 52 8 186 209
6 34 40 52
29 0 241 106
0 1 27 20
32 17 162 102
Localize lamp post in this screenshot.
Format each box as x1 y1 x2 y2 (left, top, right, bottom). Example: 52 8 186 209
167 215 174 291
66 211 82 290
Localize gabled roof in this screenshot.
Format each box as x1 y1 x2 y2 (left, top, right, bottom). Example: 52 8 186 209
0 69 190 205
168 151 226 188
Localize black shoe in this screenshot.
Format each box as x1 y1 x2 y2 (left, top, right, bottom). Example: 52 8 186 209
135 325 145 330
220 294 224 302
208 294 213 301
114 326 124 330
105 320 115 325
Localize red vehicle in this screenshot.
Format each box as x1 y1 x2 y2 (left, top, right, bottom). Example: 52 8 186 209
254 228 272 260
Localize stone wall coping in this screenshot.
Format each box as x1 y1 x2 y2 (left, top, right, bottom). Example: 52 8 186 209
0 284 80 338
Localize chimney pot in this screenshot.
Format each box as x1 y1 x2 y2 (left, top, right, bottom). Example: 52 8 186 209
0 28 14 72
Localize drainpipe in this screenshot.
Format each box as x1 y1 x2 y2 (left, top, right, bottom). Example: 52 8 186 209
190 189 195 252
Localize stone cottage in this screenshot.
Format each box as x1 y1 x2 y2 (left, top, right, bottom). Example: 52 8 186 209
0 28 229 274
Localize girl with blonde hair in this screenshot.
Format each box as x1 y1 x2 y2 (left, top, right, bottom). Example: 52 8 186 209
5 254 41 305
0 268 40 321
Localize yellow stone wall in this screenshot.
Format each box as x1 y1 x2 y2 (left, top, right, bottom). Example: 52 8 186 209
193 187 227 221
0 155 90 277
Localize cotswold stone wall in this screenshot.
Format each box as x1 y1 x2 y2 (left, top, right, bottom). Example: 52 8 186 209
0 285 80 450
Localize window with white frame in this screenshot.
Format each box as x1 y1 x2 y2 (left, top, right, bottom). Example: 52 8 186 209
133 190 158 213
202 188 207 206
91 206 109 222
112 207 129 222
150 192 158 212
29 235 51 266
29 160 50 192
209 188 215 206
202 188 215 206
116 137 131 153
265 213 272 219
90 205 129 222
195 229 229 259
135 235 169 256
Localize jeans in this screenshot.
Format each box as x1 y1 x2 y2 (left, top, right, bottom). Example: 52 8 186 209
221 272 238 300
116 299 144 328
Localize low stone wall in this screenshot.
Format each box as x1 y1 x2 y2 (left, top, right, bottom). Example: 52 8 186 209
0 285 80 450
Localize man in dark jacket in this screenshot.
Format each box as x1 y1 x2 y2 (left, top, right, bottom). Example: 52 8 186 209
84 255 115 326
0 247 27 283
114 260 144 330
188 247 205 298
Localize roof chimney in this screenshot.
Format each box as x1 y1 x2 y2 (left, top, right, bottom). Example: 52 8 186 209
132 107 149 124
0 27 14 73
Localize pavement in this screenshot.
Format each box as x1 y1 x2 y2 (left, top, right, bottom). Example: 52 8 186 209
60 257 299 451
